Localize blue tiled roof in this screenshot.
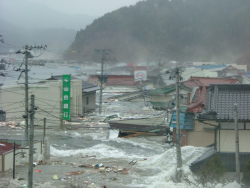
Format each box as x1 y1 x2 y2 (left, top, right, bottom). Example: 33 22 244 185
245 72 250 77
196 65 227 69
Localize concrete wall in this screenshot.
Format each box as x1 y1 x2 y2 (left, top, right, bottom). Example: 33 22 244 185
173 120 215 147
220 122 249 130
187 120 215 147
217 130 250 152
70 80 83 117
1 141 42 172
0 79 83 127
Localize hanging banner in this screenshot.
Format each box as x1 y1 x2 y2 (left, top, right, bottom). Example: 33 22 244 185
62 75 71 120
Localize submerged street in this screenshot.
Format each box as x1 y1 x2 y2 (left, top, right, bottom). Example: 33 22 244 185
1 126 215 188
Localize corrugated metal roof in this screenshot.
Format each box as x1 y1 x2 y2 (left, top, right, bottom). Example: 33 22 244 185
83 86 99 92
0 142 19 155
148 85 176 95
82 81 98 90
196 65 227 69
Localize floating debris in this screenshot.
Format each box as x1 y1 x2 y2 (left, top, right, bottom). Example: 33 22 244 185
66 171 85 176
129 160 137 165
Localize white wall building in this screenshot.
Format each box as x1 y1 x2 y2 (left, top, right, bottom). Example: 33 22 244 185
0 79 83 127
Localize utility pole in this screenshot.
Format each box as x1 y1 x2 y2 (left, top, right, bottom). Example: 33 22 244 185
96 49 111 115
156 49 164 87
43 118 46 144
99 53 104 115
28 94 35 188
175 67 182 182
234 104 240 184
24 45 29 140
21 45 47 140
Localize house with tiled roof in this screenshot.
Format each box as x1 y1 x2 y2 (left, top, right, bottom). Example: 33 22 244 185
168 77 239 147
184 77 239 113
197 84 250 171
183 76 239 88
218 65 245 78
181 69 218 81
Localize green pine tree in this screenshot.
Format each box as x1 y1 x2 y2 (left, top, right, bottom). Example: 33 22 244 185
197 154 227 186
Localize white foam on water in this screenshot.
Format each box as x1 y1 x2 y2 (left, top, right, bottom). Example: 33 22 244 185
50 143 146 159
126 146 241 188
111 136 166 150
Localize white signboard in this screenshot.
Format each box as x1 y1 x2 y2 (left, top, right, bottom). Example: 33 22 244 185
134 70 147 81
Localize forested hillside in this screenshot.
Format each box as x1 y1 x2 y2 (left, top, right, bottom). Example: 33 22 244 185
65 0 250 64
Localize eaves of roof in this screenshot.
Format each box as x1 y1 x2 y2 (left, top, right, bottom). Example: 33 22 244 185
183 77 238 87
148 85 176 95
149 101 169 107
187 102 204 113
0 142 20 155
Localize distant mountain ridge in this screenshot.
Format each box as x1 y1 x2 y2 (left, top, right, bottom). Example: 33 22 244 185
66 0 250 64
0 19 76 59
0 1 94 30
0 0 94 59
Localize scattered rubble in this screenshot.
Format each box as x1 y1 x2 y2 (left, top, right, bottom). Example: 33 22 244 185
0 121 23 129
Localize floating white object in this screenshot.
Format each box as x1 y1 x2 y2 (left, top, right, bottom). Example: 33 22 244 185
108 129 119 139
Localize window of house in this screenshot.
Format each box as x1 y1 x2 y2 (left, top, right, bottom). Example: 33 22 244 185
86 97 89 105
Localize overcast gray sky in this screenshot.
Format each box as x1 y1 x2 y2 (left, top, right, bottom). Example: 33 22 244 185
0 0 143 30
31 0 141 17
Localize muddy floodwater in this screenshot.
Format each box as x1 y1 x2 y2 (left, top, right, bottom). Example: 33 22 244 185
0 126 214 188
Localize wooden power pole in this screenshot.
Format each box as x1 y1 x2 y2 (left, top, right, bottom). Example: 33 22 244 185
24 45 29 140
175 67 182 182
96 49 111 115
99 53 104 114
234 104 240 184
28 94 35 188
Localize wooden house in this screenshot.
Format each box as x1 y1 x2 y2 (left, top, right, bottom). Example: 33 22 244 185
196 84 250 171
169 77 239 147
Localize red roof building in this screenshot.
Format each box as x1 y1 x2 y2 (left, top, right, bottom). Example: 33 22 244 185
183 76 238 88
0 142 20 155
88 75 138 86
183 77 239 113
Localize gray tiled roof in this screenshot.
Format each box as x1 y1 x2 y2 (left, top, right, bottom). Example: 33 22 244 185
204 84 250 120
82 81 97 89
